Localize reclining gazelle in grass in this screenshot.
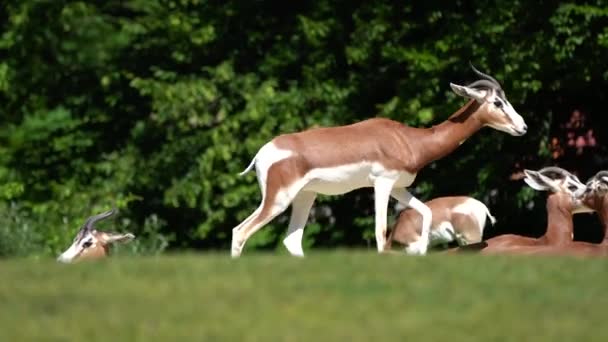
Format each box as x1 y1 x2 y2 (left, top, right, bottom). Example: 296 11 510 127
384 196 496 253
491 170 608 257
232 63 527 257
453 167 593 254
57 208 135 263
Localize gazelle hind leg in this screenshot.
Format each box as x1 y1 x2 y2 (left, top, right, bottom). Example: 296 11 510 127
231 177 307 258
231 161 270 238
232 162 269 234
390 188 432 255
232 206 262 233
374 177 398 252
283 191 317 257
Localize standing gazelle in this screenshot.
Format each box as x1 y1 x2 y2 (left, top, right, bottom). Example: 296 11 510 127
57 208 135 263
232 64 527 257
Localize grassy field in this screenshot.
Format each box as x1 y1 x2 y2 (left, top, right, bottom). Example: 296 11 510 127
0 250 606 341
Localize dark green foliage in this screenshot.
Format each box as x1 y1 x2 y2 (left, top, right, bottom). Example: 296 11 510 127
1 1 607 256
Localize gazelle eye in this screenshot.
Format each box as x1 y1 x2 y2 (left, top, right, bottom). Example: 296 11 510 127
494 100 503 108
82 240 93 248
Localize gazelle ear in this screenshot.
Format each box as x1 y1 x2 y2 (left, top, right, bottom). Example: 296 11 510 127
450 83 487 102
100 232 135 244
523 170 550 191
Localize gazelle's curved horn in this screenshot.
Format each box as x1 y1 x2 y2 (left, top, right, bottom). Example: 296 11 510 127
539 166 584 187
585 170 608 192
469 62 502 88
588 170 608 183
537 166 574 179
467 79 499 90
84 208 117 231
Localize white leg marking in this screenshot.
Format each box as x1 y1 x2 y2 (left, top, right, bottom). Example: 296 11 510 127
374 177 397 252
283 191 317 257
390 188 432 255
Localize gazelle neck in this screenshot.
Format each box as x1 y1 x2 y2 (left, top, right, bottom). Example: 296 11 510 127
542 193 574 244
412 99 485 169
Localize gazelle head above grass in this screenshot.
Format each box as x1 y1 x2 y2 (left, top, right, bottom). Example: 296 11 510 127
450 63 528 136
580 171 608 215
523 166 592 214
57 208 135 263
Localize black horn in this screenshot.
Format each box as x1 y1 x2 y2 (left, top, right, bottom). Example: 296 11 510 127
84 208 118 230
537 166 575 180
586 170 608 189
592 170 608 181
469 62 502 88
466 79 499 90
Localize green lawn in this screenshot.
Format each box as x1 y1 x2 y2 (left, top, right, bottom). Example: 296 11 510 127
0 250 605 341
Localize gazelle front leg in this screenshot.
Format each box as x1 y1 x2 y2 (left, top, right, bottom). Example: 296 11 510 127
374 177 398 252
283 191 317 257
390 188 432 255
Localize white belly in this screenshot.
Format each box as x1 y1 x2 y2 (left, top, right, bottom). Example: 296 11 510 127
302 162 417 195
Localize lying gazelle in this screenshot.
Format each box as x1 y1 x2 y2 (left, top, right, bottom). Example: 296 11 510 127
232 63 527 257
384 196 496 252
57 208 135 263
496 170 608 257
453 167 592 254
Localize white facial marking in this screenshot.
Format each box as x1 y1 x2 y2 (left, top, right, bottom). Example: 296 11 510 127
563 176 586 196
484 91 527 136
57 232 97 263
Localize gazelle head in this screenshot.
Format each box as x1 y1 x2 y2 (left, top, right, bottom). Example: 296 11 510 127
450 63 527 136
57 208 135 263
581 171 608 211
523 167 593 214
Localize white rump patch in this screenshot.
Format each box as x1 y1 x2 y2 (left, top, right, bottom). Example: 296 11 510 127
249 142 294 198
254 142 293 172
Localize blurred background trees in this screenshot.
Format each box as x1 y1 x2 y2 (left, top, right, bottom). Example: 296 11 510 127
1 0 607 256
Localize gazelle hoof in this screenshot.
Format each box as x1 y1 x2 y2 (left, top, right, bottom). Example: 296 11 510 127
282 236 305 257
405 240 429 256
